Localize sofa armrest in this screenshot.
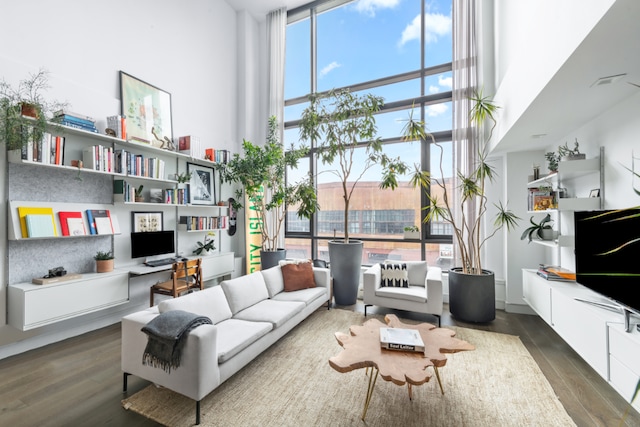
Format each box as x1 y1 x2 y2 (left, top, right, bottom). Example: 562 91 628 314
121 308 221 401
363 263 382 302
313 267 331 289
425 266 443 312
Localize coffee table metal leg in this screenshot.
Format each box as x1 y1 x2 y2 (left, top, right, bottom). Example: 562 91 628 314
434 366 445 395
362 366 379 421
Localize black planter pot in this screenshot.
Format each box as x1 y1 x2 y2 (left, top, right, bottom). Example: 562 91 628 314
261 248 286 270
328 240 363 305
448 267 495 322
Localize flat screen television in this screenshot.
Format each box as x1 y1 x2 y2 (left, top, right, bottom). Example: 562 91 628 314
130 230 175 259
574 209 640 328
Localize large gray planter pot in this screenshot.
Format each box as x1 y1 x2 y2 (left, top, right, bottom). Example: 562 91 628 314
329 240 363 306
261 248 286 270
448 267 495 322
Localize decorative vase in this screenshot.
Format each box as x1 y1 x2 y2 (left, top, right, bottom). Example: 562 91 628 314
261 248 286 270
96 259 114 273
540 228 557 241
448 268 495 322
329 240 363 306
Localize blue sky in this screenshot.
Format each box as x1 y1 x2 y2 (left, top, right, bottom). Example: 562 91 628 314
285 0 453 182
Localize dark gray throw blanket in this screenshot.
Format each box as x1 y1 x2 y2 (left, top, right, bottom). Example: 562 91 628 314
141 310 212 373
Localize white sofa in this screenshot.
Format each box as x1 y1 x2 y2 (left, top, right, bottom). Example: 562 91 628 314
121 264 330 425
363 260 443 325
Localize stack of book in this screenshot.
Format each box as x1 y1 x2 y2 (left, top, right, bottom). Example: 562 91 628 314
379 327 425 353
107 115 127 139
54 109 98 133
536 265 576 281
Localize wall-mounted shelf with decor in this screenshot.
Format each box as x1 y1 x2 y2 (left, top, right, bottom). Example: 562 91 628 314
7 200 122 241
524 148 604 267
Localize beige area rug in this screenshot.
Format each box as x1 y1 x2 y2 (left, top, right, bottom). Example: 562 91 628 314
122 308 576 427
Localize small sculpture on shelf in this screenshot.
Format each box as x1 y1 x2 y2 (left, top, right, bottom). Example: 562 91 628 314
558 138 585 161
151 126 175 151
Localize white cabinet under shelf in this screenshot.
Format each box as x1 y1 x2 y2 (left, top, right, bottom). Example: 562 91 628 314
523 269 639 410
8 270 130 331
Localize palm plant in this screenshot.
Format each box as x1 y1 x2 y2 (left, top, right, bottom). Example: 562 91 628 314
411 88 519 275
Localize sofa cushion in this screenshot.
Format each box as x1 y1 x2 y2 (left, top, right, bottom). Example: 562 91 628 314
281 261 316 292
215 318 273 363
233 299 306 328
260 265 285 298
376 285 426 303
158 285 232 324
384 260 427 286
380 263 409 288
221 272 270 315
272 287 327 306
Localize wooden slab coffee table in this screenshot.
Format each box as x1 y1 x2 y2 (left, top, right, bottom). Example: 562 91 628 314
329 314 475 420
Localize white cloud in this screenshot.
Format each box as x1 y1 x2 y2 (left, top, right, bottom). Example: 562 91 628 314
426 103 448 117
400 12 451 46
429 85 439 94
439 75 452 89
354 0 400 17
320 61 341 78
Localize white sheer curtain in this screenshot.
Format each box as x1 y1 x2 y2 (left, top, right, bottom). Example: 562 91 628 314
266 7 287 249
267 7 286 140
452 0 480 269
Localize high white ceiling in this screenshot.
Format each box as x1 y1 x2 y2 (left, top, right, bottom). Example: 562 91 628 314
492 0 640 153
224 0 311 21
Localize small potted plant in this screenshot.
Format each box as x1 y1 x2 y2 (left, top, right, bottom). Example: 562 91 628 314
403 225 420 239
94 251 114 273
0 68 68 151
134 185 144 202
520 214 556 243
193 231 216 256
545 151 559 173
174 171 191 184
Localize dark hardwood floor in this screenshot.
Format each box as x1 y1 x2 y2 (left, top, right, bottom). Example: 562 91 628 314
0 303 638 427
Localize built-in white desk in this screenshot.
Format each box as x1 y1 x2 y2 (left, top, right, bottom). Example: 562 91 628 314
8 252 235 331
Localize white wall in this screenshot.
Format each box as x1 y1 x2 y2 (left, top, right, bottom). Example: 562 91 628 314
0 0 268 358
490 0 616 152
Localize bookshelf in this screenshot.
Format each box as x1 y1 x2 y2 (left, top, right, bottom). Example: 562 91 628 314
5 119 233 330
525 148 603 263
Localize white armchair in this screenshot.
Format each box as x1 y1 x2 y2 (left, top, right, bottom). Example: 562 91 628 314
363 260 443 326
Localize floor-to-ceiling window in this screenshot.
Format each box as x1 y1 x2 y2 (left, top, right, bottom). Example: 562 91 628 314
283 0 453 267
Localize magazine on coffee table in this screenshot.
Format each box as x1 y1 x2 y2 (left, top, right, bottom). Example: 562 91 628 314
380 327 425 352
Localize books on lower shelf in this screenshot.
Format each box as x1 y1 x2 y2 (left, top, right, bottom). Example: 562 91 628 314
86 209 114 235
25 214 57 238
179 215 227 231
58 211 84 236
537 265 576 281
379 327 425 353
17 206 57 238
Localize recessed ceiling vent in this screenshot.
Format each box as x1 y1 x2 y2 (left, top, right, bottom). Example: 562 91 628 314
590 73 627 87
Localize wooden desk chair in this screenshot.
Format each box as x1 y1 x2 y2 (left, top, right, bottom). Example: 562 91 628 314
150 258 203 306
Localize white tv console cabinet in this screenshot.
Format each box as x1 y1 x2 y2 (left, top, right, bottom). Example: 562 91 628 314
523 269 640 412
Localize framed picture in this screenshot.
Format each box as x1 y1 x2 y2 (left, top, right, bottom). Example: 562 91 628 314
132 212 163 232
589 189 600 198
533 195 554 211
120 71 173 147
187 163 215 205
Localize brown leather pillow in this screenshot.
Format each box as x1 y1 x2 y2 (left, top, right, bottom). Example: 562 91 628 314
281 262 316 292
